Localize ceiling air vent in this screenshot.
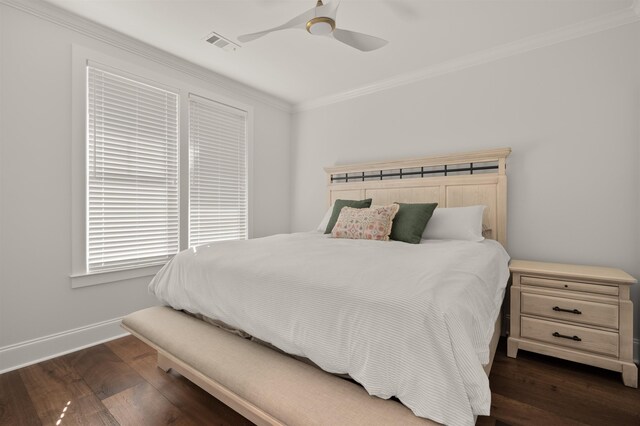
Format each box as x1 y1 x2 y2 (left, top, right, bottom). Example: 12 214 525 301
205 31 240 52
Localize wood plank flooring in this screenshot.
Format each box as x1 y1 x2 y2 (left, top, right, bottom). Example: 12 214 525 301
0 335 251 426
479 339 640 426
1 336 638 425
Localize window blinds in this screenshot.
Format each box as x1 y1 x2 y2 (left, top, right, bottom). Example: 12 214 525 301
189 95 248 247
87 65 179 273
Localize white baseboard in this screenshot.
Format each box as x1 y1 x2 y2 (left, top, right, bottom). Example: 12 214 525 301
0 317 129 374
0 318 637 375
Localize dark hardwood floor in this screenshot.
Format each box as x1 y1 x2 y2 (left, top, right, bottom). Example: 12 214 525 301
1 336 638 425
480 340 640 426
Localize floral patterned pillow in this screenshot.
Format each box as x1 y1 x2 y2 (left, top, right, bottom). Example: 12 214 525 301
331 204 400 241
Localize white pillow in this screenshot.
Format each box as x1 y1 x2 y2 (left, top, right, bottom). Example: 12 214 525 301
317 205 334 232
421 205 486 241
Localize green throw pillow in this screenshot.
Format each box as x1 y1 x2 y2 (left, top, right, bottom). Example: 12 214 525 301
390 202 438 244
324 199 373 234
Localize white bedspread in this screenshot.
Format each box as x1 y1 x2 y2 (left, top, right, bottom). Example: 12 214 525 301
149 232 510 426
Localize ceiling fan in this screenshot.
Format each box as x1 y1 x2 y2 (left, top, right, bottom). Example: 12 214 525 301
237 0 388 52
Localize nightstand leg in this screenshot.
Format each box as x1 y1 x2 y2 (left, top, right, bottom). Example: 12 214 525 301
622 364 638 388
507 338 518 358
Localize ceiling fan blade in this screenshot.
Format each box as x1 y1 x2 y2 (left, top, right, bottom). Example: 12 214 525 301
332 28 388 52
238 6 316 43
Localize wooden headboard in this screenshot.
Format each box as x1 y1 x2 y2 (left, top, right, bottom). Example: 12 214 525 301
324 148 511 247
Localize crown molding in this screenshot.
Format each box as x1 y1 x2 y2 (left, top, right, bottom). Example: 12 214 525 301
294 2 640 113
0 0 292 112
2 0 638 115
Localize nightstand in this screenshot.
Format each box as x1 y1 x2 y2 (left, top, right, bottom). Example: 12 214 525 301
508 260 638 388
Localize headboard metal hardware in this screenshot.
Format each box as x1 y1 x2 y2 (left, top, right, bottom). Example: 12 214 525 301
329 163 498 182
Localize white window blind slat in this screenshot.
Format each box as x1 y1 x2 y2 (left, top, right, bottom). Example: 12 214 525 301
89 226 180 234
89 131 179 150
91 145 179 161
90 90 180 111
90 106 179 127
189 96 248 247
87 66 179 273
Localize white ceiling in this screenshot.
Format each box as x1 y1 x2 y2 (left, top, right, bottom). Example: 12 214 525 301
44 0 633 105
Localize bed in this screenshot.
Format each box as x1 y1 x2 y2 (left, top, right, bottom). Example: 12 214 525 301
122 147 511 426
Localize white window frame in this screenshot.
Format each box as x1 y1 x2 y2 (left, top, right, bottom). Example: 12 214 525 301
71 45 253 288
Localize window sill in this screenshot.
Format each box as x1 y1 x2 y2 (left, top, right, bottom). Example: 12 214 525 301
70 264 163 288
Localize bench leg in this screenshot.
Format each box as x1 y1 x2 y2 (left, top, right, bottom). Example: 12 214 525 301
157 352 172 373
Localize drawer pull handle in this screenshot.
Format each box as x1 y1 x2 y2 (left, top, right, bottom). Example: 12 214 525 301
552 306 582 315
552 331 582 341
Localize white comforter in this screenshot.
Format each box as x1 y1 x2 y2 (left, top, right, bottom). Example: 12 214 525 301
150 232 510 426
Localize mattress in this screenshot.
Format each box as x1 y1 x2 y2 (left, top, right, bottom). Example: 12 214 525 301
149 232 510 426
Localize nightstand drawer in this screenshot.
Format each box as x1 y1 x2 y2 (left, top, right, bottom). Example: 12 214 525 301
521 276 618 296
521 292 618 329
521 317 619 357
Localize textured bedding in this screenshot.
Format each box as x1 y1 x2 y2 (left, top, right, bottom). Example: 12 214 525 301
150 232 510 426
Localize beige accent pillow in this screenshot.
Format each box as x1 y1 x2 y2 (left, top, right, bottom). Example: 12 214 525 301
331 204 400 241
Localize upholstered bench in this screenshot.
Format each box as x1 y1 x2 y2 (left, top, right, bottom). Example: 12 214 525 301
122 306 438 426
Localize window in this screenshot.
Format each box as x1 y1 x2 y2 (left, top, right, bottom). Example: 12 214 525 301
188 95 248 246
86 65 179 273
72 47 253 286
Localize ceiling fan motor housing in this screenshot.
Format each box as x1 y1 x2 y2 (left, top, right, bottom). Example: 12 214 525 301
306 17 336 35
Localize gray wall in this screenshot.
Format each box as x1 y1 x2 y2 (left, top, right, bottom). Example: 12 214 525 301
291 23 640 349
0 4 291 368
